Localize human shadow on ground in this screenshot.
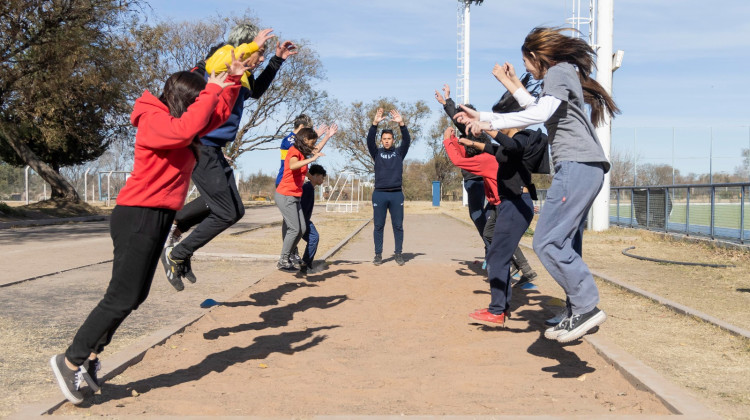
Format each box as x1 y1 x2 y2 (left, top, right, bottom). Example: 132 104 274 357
81 326 338 407
454 258 486 277
378 252 425 265
468 286 596 378
219 282 318 308
303 268 358 283
202 295 347 340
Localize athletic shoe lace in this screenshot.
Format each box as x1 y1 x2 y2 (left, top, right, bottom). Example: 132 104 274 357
74 369 84 391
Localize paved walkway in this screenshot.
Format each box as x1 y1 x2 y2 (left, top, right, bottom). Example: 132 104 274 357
42 213 674 417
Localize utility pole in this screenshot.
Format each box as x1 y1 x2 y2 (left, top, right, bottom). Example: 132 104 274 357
457 0 484 206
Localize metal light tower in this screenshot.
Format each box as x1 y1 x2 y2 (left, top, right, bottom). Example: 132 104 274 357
456 0 483 106
457 0 483 205
568 0 619 232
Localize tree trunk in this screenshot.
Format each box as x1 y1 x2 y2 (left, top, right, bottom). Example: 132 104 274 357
0 128 80 201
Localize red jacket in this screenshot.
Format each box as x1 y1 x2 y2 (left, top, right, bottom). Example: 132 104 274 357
443 135 500 205
276 146 307 197
116 76 240 210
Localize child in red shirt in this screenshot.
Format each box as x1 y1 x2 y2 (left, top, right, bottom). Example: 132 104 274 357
275 127 325 270
50 53 252 405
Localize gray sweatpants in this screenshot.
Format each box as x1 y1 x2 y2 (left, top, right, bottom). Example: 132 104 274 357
532 161 604 315
275 191 306 261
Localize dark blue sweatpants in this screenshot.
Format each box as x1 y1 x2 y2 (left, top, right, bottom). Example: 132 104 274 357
464 179 488 250
486 193 535 315
372 190 404 255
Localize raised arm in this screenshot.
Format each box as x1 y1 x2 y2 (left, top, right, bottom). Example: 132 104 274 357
390 109 411 158
314 123 337 153
367 108 385 158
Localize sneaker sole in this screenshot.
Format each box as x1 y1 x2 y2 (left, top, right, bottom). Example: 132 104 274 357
556 310 607 343
468 314 506 327
50 355 83 405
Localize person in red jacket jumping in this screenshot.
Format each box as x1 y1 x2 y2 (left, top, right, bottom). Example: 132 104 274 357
49 53 251 406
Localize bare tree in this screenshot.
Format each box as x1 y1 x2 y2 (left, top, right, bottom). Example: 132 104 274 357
329 98 431 175
136 15 332 163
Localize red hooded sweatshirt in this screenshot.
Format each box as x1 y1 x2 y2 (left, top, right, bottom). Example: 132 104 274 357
116 76 240 211
443 135 500 205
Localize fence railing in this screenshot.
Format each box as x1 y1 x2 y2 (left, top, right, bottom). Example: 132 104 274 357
537 182 750 244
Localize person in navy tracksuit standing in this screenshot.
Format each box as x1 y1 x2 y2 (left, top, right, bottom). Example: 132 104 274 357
367 108 411 266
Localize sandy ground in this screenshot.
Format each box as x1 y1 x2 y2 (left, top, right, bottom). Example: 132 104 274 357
440 201 750 420
52 212 670 417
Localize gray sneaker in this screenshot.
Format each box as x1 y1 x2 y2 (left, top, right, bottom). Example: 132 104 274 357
373 254 383 266
394 253 405 266
50 354 84 405
277 258 297 271
556 307 607 343
78 358 101 392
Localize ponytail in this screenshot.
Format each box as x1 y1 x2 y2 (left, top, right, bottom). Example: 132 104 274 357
522 26 619 126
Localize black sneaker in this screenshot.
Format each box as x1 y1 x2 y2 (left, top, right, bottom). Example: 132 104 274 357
373 254 383 266
394 253 405 266
277 258 297 271
78 358 101 392
298 263 308 275
514 271 538 288
555 307 607 343
50 354 84 405
160 246 185 291
183 257 197 284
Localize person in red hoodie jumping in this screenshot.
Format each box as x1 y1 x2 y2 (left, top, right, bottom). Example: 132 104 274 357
49 53 250 406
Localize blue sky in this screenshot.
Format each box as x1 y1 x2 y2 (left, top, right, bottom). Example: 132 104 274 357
147 0 750 177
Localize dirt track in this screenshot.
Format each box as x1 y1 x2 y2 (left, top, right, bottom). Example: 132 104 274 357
52 213 669 417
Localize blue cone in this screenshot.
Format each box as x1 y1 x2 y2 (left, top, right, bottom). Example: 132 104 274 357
200 298 220 308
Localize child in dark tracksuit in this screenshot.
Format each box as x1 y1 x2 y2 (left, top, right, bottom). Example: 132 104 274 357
367 108 411 266
50 63 245 405
298 164 327 274
459 125 548 326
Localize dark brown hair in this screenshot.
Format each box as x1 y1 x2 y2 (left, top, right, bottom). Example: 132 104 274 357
159 71 207 158
522 26 619 126
294 127 317 157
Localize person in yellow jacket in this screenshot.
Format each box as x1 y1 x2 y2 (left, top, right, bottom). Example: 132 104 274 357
161 23 298 290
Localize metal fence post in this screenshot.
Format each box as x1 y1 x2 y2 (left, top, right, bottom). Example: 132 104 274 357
710 185 715 240
664 187 669 233
25 166 30 204
686 187 691 236
741 186 746 244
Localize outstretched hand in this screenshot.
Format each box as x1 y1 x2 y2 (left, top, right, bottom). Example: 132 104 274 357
315 124 329 137
372 108 385 125
206 71 232 89
434 89 446 105
453 104 480 124
276 40 298 59
390 109 404 126
253 28 275 48
225 49 254 76
465 121 490 137
327 123 338 137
